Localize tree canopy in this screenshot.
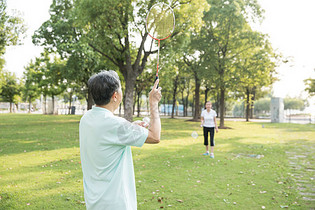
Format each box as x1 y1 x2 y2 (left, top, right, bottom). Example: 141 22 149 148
29 0 282 122
304 75 315 97
0 0 25 90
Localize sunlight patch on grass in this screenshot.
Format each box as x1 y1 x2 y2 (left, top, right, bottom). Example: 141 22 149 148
216 143 234 152
1 147 80 167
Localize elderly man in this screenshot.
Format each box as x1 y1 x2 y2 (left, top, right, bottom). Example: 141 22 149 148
79 70 162 209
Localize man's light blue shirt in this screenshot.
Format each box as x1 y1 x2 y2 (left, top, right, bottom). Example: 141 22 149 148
79 106 148 210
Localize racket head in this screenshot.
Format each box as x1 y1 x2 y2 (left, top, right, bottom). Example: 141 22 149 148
146 3 175 41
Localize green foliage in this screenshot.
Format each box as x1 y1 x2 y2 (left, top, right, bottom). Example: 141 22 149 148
72 0 210 120
254 98 270 113
0 0 26 70
135 70 155 95
195 0 278 125
22 51 68 105
22 61 43 104
33 0 113 109
284 97 306 111
43 52 66 97
237 39 278 93
232 101 244 117
173 0 210 34
33 0 76 57
0 71 20 104
304 77 315 97
0 68 5 91
31 0 277 122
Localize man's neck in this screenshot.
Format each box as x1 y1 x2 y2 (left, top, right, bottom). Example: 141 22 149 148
96 104 115 113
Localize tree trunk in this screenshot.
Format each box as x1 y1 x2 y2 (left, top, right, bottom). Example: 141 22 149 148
245 88 250 122
250 102 254 119
171 98 176 118
133 89 137 115
216 92 220 118
123 76 137 122
219 87 225 128
44 95 47 114
52 95 55 115
181 91 185 117
163 95 166 116
167 98 170 116
69 92 72 114
185 95 188 117
192 94 194 118
29 97 32 114
185 86 190 117
137 91 141 117
171 75 179 118
193 77 201 121
9 102 13 113
205 86 209 105
250 87 256 119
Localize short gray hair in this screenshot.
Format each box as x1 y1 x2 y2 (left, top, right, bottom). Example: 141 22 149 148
88 70 121 106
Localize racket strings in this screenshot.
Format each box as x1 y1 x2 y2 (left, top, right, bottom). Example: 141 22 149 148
146 3 175 78
146 4 175 40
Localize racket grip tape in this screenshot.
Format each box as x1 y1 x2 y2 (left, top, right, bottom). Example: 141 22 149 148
154 76 159 89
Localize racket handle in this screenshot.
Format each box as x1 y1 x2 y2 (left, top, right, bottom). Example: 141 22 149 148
154 76 159 89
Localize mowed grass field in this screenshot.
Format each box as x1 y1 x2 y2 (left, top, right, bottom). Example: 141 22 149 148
0 114 314 209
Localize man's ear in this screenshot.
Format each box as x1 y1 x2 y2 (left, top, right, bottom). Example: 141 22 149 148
112 92 117 102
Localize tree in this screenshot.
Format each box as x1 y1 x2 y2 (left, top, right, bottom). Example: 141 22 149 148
179 75 192 117
25 51 67 114
0 0 25 90
236 39 277 121
46 56 67 114
254 98 270 116
23 61 42 113
199 0 265 127
0 0 25 64
233 100 244 117
304 76 315 97
284 97 306 111
183 54 203 121
63 83 84 114
38 52 68 114
0 69 4 93
134 70 155 117
74 0 209 121
178 30 210 121
158 63 174 116
32 0 108 110
0 71 21 112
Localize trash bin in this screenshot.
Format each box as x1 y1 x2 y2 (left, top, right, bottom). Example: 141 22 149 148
71 106 76 115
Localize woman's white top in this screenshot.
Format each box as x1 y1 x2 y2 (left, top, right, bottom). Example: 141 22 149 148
201 109 217 128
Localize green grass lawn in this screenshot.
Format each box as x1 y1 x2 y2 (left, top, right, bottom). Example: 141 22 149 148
0 114 314 209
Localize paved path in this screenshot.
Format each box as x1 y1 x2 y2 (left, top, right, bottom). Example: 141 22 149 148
286 143 315 208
